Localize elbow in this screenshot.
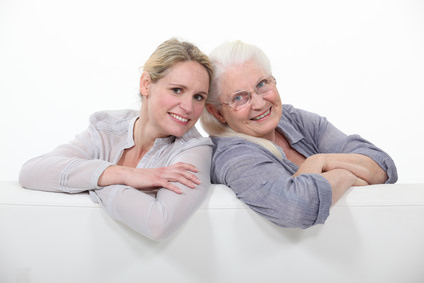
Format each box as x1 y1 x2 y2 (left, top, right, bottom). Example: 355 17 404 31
18 163 32 189
105 189 187 241
383 161 398 184
267 202 329 229
251 175 332 229
249 194 330 229
145 225 174 242
18 157 46 190
18 172 26 188
119 216 176 241
142 207 180 241
367 167 389 185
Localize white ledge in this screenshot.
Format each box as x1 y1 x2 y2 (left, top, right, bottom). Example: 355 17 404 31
2 181 423 208
336 183 424 206
1 181 424 283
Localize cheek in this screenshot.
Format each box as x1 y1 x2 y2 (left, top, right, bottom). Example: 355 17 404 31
193 103 206 119
270 91 282 104
224 110 249 129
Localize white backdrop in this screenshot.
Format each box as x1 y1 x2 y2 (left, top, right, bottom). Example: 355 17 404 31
1 0 423 183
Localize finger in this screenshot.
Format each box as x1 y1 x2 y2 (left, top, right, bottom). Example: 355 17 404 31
354 177 369 186
160 182 183 194
179 171 201 185
174 162 199 173
167 166 201 186
173 175 198 189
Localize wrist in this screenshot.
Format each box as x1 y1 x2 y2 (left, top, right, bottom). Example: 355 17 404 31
313 154 328 172
98 165 128 187
319 153 340 172
334 168 357 184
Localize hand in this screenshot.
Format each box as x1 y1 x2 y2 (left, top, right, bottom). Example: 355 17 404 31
353 177 369 187
293 154 325 177
98 162 201 194
293 153 385 185
129 162 201 194
320 169 367 205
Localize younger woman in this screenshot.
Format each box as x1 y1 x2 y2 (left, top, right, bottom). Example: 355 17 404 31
20 38 213 240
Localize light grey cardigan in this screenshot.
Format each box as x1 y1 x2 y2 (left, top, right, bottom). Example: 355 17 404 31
19 109 213 240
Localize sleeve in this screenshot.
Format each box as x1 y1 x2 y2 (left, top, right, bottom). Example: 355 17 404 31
90 143 213 241
212 141 332 229
19 124 113 193
293 108 398 183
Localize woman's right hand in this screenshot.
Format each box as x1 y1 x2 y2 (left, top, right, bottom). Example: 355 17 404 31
98 162 201 194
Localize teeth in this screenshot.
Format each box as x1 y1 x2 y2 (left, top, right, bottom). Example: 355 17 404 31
252 109 271 120
170 113 188 122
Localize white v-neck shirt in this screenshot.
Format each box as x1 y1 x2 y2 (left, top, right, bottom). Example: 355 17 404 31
19 109 213 240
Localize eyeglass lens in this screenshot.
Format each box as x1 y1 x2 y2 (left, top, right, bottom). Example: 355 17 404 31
230 77 274 109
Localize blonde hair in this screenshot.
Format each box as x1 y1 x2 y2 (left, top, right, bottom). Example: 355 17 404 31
140 38 213 89
200 40 282 158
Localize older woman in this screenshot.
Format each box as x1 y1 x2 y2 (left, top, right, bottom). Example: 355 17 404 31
19 38 213 240
201 40 397 229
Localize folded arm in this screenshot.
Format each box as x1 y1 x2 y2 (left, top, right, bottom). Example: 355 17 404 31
293 153 388 204
294 153 387 184
19 129 112 193
98 162 202 194
290 106 397 185
212 140 333 229
92 144 213 241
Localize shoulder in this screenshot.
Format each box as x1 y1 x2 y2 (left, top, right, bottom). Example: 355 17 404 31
210 136 283 185
164 128 212 165
167 128 213 158
176 127 213 147
281 104 323 123
279 104 328 134
211 136 275 162
212 136 253 150
89 109 139 124
89 109 138 134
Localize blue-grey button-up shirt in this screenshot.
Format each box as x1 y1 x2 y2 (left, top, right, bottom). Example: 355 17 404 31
211 104 397 229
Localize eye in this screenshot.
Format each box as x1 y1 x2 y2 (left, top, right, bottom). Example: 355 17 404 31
256 79 268 89
231 92 250 105
171 88 183 95
193 94 206 102
233 94 244 102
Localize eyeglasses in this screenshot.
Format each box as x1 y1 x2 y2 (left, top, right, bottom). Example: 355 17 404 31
220 76 276 111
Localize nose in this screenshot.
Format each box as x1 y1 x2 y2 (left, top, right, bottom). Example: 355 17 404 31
250 92 266 109
179 95 193 114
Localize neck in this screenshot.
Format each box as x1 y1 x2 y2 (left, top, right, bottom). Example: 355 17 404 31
262 129 278 143
273 130 288 147
132 117 156 158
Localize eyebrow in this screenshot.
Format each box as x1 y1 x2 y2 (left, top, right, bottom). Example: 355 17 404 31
230 76 269 94
169 83 208 96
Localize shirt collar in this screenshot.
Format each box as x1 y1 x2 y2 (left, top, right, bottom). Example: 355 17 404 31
125 116 202 149
277 117 304 145
125 115 138 149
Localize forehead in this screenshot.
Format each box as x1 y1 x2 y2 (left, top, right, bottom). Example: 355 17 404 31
165 61 208 80
159 61 210 90
221 60 268 93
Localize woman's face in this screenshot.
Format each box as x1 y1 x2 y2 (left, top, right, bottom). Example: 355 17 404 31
210 60 282 140
141 61 210 138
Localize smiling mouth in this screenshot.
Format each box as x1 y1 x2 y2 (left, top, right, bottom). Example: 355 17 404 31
251 108 271 121
169 113 189 123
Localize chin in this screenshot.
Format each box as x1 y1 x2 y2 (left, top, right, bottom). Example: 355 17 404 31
170 128 190 138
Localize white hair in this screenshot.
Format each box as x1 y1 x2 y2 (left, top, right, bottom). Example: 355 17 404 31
206 40 272 103
200 40 282 158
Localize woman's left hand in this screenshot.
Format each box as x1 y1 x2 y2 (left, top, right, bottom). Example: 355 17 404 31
293 154 326 177
293 153 387 185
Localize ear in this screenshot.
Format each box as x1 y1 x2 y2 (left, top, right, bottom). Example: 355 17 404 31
139 71 151 98
206 104 227 124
